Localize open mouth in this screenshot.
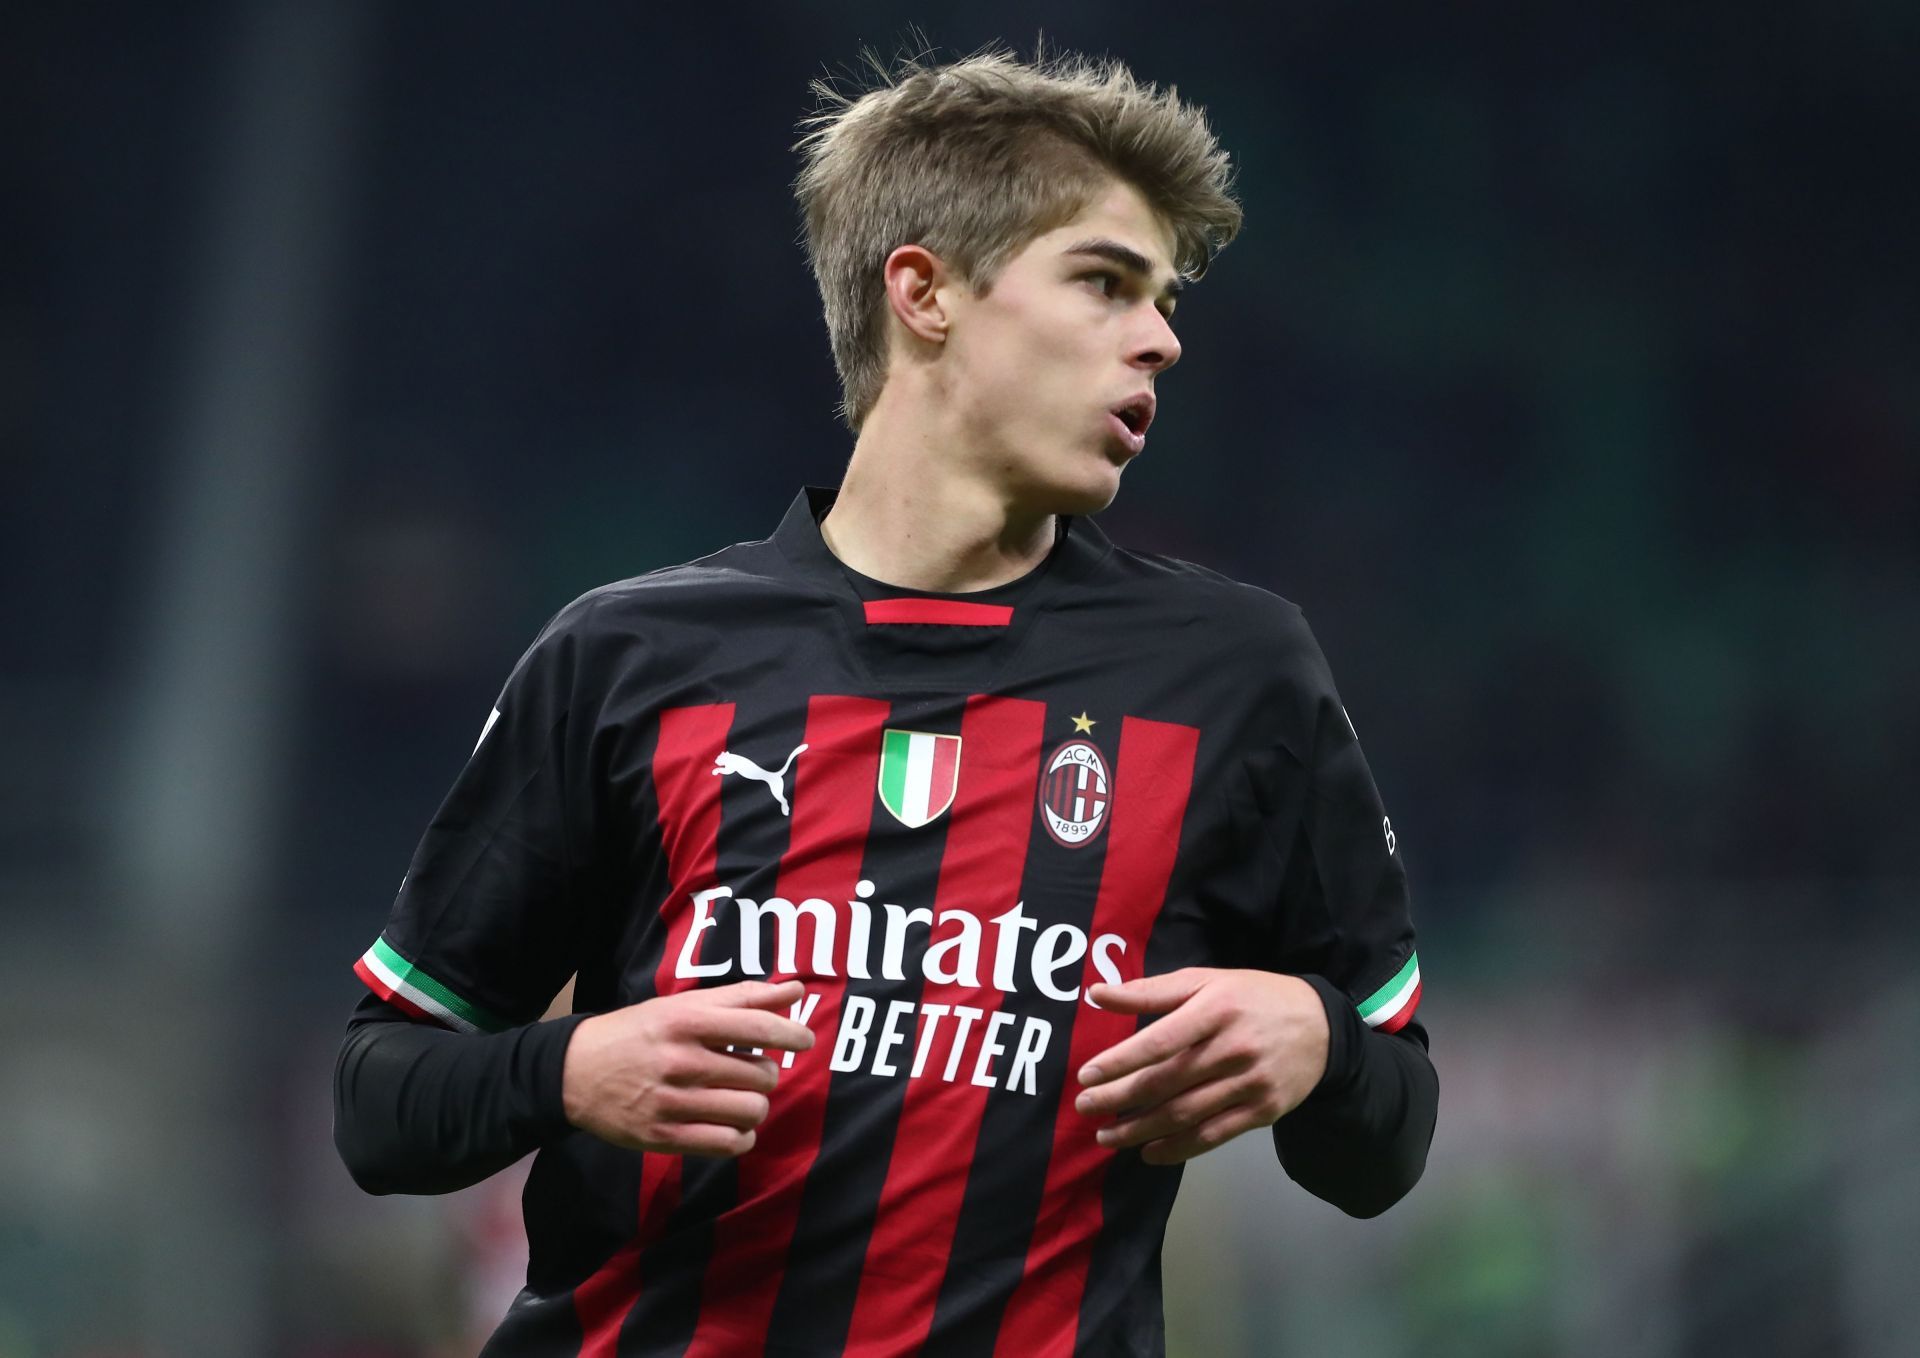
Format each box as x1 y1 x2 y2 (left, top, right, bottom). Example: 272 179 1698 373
1106 394 1155 455
1106 410 1146 456
1111 396 1154 437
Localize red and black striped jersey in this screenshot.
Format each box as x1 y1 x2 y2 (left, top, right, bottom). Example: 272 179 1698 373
350 484 1425 1357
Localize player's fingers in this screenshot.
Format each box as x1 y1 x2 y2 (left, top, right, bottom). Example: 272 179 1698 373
1095 1075 1244 1150
1084 968 1213 1015
1077 1003 1222 1088
1074 1035 1241 1117
658 1124 758 1159
1076 1047 1203 1118
690 1007 816 1053
702 978 806 1009
673 1048 781 1093
1138 1104 1264 1166
663 1086 773 1132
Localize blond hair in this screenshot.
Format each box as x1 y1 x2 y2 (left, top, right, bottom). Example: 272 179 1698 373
793 41 1244 431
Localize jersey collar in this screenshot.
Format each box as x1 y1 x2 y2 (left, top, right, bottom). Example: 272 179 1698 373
771 483 1113 620
769 483 1114 693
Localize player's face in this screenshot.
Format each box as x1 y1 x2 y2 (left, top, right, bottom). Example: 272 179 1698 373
942 178 1184 515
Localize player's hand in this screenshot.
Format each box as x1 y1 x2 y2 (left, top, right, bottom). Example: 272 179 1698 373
561 978 815 1158
1074 968 1327 1166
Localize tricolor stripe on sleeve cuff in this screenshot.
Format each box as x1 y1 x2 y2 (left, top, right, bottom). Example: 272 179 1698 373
1356 952 1422 1033
353 935 505 1034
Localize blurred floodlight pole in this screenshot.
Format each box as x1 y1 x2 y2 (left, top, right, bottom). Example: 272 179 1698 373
108 2 370 1352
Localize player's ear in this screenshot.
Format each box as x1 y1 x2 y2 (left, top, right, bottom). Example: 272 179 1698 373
881 243 952 346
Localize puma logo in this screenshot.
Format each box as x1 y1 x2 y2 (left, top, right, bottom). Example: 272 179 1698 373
712 742 809 816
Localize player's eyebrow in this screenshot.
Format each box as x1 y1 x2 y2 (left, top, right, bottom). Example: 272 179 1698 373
1061 238 1186 309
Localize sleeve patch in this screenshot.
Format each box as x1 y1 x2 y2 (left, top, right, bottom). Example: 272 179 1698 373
353 935 507 1033
1356 951 1421 1033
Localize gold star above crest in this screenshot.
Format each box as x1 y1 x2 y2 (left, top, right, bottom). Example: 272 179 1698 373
1070 710 1097 733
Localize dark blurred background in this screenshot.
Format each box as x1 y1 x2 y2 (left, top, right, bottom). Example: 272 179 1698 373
5 2 1916 1355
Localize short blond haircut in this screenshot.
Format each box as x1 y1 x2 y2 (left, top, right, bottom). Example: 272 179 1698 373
793 42 1244 431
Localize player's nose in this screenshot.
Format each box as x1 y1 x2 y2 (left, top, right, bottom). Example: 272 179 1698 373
1128 307 1181 373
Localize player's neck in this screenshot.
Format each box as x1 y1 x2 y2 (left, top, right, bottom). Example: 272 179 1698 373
823 401 1057 595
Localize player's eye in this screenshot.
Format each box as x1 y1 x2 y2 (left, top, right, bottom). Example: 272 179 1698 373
1083 270 1123 296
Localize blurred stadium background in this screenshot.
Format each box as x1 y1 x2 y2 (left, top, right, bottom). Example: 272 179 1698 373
6 2 1916 1355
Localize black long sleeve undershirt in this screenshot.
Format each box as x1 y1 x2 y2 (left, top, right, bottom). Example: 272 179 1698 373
332 991 589 1195
332 976 1438 1210
1276 975 1438 1217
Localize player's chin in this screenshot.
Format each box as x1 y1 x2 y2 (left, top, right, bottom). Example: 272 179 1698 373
1049 462 1122 516
1017 442 1125 515
1084 440 1134 501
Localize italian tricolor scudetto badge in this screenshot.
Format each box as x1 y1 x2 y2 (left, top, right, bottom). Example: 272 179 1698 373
1357 952 1422 1033
877 727 961 828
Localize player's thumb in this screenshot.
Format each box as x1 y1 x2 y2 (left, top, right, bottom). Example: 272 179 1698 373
707 978 806 1008
1086 968 1210 1013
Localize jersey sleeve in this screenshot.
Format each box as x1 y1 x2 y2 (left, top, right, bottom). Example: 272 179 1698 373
351 596 606 1032
1249 605 1423 1036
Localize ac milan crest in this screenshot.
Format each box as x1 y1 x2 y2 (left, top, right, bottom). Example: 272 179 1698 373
1038 736 1111 847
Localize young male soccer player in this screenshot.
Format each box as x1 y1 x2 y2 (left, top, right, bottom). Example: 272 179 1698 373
335 46 1438 1357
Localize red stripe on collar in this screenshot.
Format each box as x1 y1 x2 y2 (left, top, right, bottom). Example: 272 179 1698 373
862 598 1014 627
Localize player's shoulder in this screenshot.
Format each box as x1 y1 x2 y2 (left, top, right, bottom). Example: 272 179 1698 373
533 534 797 640
1095 536 1321 668
1098 541 1348 766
